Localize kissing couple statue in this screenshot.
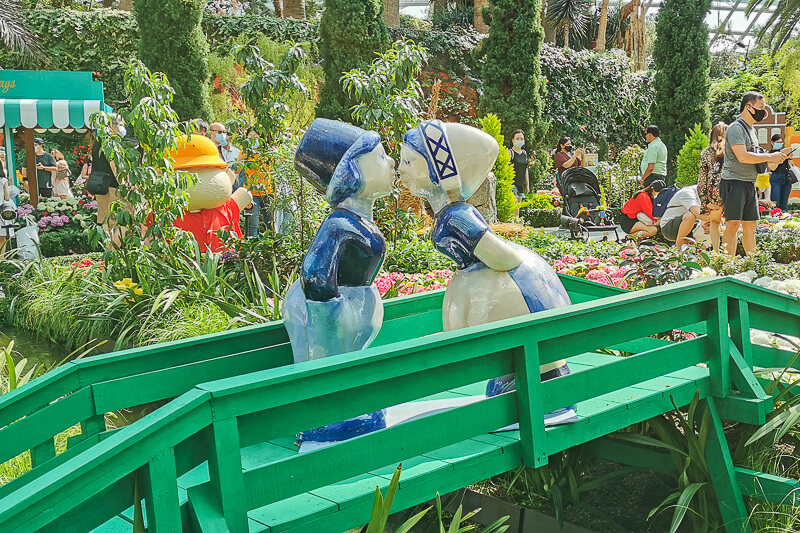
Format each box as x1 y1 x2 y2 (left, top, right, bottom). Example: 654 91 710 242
283 118 577 446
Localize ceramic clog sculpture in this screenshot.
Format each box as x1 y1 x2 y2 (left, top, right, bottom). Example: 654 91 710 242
283 118 395 443
399 120 577 424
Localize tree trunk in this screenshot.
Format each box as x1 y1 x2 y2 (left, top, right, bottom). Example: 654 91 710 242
431 0 446 15
543 3 557 42
474 0 489 33
596 0 609 51
284 0 305 19
383 0 400 28
273 0 283 17
563 20 569 48
118 0 133 10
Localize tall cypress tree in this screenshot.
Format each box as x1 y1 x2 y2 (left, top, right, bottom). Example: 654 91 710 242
317 0 390 121
479 0 546 143
651 0 711 174
133 0 211 120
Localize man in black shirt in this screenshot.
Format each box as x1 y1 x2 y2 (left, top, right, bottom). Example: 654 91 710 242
22 138 57 198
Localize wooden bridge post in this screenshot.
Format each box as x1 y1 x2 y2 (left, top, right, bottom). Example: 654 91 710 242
706 297 732 399
728 298 753 366
207 417 248 533
704 399 753 533
142 449 182 532
512 342 548 468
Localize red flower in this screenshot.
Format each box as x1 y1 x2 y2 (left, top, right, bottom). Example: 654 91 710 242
771 207 782 216
759 205 766 212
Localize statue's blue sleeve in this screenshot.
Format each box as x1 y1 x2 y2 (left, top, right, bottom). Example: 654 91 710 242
433 203 490 268
301 217 348 301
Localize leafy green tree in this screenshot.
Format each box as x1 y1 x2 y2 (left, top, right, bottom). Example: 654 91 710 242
651 0 711 174
676 124 709 186
133 0 211 120
90 60 198 261
479 0 546 144
479 114 517 222
341 39 428 156
235 42 310 142
317 0 390 121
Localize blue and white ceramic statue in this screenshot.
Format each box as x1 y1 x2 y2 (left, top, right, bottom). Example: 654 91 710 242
399 120 577 424
283 118 395 443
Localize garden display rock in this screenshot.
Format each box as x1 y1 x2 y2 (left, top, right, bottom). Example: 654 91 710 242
468 171 497 224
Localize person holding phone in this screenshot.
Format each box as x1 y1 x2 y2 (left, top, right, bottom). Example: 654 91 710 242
768 133 793 210
553 137 585 191
721 92 791 256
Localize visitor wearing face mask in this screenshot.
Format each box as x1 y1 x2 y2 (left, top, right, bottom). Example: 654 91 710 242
721 92 791 256
21 138 58 198
640 125 668 188
209 122 241 169
508 130 530 197
768 133 793 210
553 136 586 190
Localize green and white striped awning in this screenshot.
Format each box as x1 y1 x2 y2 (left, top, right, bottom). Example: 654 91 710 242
0 70 111 132
0 98 109 130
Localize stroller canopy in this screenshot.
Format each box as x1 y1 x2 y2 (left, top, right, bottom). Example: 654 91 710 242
561 167 603 201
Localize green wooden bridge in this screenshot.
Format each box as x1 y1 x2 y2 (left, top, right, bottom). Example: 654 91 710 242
1 275 800 532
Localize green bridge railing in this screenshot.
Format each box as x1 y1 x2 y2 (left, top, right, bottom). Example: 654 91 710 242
0 276 799 532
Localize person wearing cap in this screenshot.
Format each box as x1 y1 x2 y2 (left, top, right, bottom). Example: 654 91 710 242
283 118 395 444
21 138 57 198
399 120 577 425
619 180 665 239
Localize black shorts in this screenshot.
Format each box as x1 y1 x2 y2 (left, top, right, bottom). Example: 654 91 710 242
619 213 638 234
720 179 758 222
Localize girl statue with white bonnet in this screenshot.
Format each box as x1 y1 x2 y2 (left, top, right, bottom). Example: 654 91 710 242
283 118 396 443
399 120 577 424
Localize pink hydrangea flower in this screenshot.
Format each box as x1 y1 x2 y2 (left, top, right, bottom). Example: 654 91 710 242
562 254 578 264
585 256 600 265
552 260 567 270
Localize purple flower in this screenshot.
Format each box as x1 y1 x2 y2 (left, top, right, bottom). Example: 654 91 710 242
37 219 47 228
61 215 69 223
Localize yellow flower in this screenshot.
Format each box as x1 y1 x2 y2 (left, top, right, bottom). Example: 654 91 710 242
133 287 143 296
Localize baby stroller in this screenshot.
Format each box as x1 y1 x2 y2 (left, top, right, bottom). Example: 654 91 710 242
559 167 620 241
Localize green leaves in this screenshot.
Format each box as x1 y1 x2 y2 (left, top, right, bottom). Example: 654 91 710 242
235 41 310 141
676 124 710 186
341 38 428 156
479 113 517 222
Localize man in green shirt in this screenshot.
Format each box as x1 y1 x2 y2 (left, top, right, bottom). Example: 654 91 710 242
640 125 668 187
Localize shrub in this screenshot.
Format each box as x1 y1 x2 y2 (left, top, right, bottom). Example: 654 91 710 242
652 0 711 172
479 0 546 142
530 148 556 191
519 207 560 227
317 0 390 121
134 0 212 120
676 124 709 186
524 193 555 209
539 46 654 153
39 230 102 258
597 145 645 208
479 114 517 222
0 9 139 108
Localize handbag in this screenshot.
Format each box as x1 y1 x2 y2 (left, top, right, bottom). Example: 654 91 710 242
86 170 112 195
788 163 800 185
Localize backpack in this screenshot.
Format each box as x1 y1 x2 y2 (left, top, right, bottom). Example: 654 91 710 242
652 183 682 219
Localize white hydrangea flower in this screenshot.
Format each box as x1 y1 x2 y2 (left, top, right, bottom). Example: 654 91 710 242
691 267 718 279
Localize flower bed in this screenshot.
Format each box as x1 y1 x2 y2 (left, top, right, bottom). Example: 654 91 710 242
13 195 101 257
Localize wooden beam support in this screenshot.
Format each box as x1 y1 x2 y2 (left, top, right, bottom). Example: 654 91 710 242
21 127 38 207
206 417 247 533
705 399 752 533
143 449 182 533
513 343 548 468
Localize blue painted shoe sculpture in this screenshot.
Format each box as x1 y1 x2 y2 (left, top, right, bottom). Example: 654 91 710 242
283 118 395 443
398 120 577 425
